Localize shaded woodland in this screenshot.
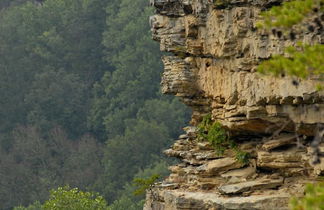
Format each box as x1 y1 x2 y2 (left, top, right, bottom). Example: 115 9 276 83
0 0 189 209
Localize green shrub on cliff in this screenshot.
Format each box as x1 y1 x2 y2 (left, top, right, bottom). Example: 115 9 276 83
197 115 250 164
206 122 228 155
133 174 160 196
257 0 319 29
290 182 324 210
43 187 108 210
14 187 109 210
257 0 324 90
14 201 42 210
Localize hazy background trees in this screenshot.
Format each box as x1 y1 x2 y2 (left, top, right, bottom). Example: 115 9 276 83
0 0 190 209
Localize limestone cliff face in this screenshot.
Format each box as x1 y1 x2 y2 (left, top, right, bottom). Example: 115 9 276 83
145 1 324 209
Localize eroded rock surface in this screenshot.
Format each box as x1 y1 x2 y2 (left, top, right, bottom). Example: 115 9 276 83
146 0 324 209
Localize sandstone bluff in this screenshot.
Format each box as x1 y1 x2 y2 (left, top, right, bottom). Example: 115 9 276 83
145 0 324 209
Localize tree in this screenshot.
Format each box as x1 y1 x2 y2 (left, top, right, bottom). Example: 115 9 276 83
108 160 170 210
43 186 108 210
97 120 171 202
0 0 189 208
14 187 109 210
257 0 323 89
14 201 42 210
25 70 88 138
88 0 189 205
0 0 110 138
0 0 32 10
88 0 163 140
290 182 324 210
0 126 104 209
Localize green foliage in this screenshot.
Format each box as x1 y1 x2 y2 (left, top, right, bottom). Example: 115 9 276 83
258 44 324 79
0 0 109 137
290 182 324 210
136 98 190 137
25 70 88 137
97 120 171 202
107 160 169 210
206 122 228 155
0 0 189 209
258 43 324 90
133 174 160 196
197 114 213 141
90 0 189 205
43 186 108 210
14 187 109 210
257 0 320 29
257 0 324 90
197 115 228 155
14 201 42 210
233 149 251 165
197 115 250 164
88 0 165 140
108 196 144 210
213 0 230 8
0 126 103 209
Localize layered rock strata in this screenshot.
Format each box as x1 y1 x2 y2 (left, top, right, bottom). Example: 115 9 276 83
145 0 324 209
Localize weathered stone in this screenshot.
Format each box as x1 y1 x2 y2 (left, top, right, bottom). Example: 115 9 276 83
159 182 180 190
183 157 205 166
195 151 219 160
219 177 283 194
152 1 323 135
146 0 324 209
220 166 256 179
179 134 189 139
172 142 190 151
145 190 290 210
197 142 213 150
310 145 324 176
261 134 297 151
168 173 187 183
169 165 186 175
197 157 244 176
183 126 198 139
257 148 307 173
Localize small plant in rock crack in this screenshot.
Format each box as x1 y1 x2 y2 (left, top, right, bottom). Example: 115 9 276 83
133 174 160 196
197 114 250 164
206 121 228 155
213 0 230 9
197 113 213 141
233 147 251 165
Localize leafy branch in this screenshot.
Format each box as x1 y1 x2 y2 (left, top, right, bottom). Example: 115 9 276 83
257 0 324 90
257 0 322 29
290 182 324 210
132 174 160 196
197 115 250 164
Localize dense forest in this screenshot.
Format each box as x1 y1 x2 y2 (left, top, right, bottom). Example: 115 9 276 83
0 0 190 209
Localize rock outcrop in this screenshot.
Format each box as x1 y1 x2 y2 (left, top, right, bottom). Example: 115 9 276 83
145 0 324 209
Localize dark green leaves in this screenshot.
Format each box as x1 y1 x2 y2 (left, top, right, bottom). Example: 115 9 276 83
257 0 319 29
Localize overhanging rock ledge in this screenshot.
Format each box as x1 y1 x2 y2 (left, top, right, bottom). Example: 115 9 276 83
145 0 324 209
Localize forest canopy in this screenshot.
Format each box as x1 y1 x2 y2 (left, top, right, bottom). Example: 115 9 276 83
0 0 189 209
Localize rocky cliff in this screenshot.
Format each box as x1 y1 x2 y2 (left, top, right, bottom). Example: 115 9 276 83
145 0 324 209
